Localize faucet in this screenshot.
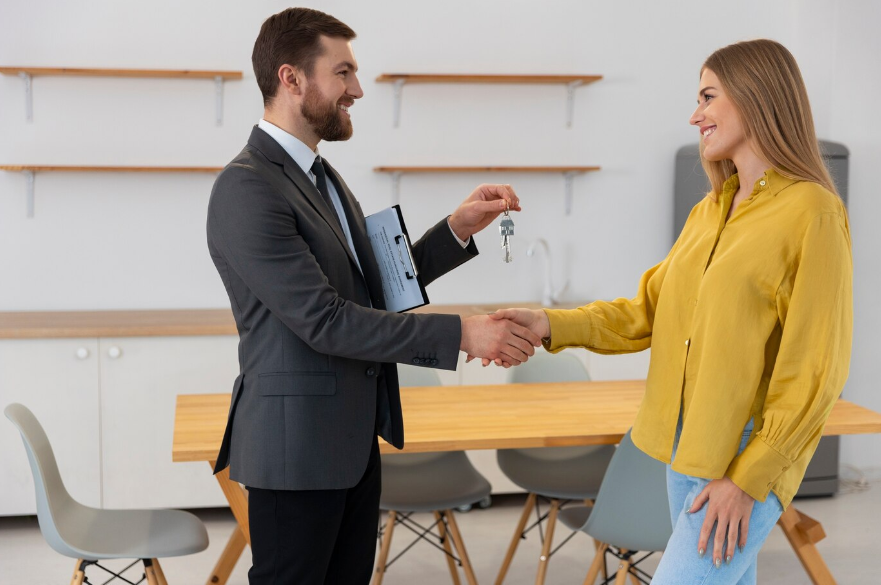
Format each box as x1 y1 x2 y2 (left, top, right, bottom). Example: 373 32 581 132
526 238 569 306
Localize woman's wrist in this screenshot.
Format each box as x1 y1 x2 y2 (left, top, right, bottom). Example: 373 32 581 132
537 309 552 340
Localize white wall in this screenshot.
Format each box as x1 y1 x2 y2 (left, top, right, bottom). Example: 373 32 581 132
1 1 879 469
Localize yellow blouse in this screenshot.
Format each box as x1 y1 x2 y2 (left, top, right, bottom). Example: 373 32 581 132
544 169 852 508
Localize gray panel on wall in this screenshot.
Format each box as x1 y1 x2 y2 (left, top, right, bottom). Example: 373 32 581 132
673 140 849 245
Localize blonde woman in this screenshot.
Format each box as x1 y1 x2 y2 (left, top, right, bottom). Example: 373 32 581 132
493 39 852 583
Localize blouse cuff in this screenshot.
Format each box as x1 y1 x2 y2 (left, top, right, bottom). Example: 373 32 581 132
725 437 793 502
543 307 592 353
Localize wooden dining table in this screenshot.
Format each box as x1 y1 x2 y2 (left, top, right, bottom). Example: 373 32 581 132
172 380 881 585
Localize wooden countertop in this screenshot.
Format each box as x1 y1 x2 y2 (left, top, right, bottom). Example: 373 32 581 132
0 303 580 339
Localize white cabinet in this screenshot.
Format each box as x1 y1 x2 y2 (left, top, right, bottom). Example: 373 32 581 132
0 339 102 515
99 336 239 509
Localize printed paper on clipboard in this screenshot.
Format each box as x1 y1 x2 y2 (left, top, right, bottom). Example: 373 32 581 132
365 205 430 313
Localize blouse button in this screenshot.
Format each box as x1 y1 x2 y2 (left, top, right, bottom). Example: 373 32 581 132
685 339 691 347
760 180 767 187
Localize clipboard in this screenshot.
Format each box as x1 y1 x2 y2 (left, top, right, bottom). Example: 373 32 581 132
365 205 430 313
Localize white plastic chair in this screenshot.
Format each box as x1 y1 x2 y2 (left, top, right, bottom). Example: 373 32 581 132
557 429 673 584
4 403 209 585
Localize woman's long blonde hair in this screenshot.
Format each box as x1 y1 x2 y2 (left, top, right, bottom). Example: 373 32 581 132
700 39 838 198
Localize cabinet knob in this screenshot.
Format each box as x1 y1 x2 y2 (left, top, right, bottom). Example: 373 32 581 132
76 347 90 360
107 346 122 359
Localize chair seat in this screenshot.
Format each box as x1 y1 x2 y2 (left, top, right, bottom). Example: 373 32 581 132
558 505 592 531
497 445 615 500
380 451 491 513
58 507 209 561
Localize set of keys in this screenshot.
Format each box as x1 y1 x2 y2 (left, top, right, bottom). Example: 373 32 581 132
499 203 515 263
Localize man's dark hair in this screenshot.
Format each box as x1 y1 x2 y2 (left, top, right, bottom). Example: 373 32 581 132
252 8 356 106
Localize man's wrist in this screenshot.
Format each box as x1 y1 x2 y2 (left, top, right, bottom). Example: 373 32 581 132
447 217 471 247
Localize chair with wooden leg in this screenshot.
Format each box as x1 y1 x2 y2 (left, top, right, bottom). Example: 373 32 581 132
372 366 492 585
557 429 672 585
495 353 616 585
4 403 209 585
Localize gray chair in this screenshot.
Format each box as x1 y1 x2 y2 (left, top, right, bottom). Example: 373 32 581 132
4 403 209 585
557 429 673 585
373 366 492 585
495 352 616 585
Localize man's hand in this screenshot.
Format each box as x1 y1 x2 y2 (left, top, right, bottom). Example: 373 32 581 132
448 184 521 241
460 314 541 367
689 477 756 568
466 309 551 367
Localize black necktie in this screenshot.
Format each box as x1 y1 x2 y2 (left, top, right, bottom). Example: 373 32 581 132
310 156 342 228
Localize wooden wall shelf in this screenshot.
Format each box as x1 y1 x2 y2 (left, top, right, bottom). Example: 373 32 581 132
0 165 223 173
0 66 242 124
0 67 242 79
373 165 601 214
375 73 602 127
0 165 223 218
375 74 601 85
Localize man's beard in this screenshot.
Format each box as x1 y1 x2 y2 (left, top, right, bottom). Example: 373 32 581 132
301 84 352 142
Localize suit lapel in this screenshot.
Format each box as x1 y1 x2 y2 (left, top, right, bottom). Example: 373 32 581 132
246 127 359 269
280 159 361 269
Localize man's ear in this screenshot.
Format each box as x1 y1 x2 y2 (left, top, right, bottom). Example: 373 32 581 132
277 64 304 97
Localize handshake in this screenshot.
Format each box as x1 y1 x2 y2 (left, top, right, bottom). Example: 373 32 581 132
460 308 552 368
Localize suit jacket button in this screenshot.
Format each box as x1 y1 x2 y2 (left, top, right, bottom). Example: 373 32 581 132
366 367 376 376
412 358 420 365
430 359 438 366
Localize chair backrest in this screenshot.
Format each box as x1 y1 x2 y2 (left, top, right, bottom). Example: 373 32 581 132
4 403 82 558
505 352 600 461
388 366 445 465
507 351 589 384
584 429 672 552
397 364 443 387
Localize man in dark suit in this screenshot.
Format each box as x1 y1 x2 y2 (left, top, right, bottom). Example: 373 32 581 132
206 7 540 584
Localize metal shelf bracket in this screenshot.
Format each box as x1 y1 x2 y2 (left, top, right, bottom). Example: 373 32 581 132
24 170 35 218
392 79 406 127
566 80 583 128
20 72 33 122
563 171 577 215
215 76 224 126
391 171 403 205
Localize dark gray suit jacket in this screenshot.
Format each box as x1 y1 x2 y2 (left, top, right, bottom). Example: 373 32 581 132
207 127 478 490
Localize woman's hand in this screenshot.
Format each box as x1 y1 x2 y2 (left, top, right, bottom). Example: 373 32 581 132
689 476 755 567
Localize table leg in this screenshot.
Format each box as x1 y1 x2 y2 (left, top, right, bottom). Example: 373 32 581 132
777 506 835 585
207 460 251 585
207 525 247 585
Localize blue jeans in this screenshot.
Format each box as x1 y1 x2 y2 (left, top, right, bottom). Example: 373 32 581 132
651 418 784 585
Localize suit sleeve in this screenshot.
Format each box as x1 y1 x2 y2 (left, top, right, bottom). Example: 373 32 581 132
208 165 463 370
411 216 479 286
725 211 853 501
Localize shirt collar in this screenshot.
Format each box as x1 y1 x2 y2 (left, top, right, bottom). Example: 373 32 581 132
761 168 800 196
257 119 320 176
722 168 800 200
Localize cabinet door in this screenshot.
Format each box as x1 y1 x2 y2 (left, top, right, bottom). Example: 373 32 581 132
0 339 101 515
98 336 239 509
